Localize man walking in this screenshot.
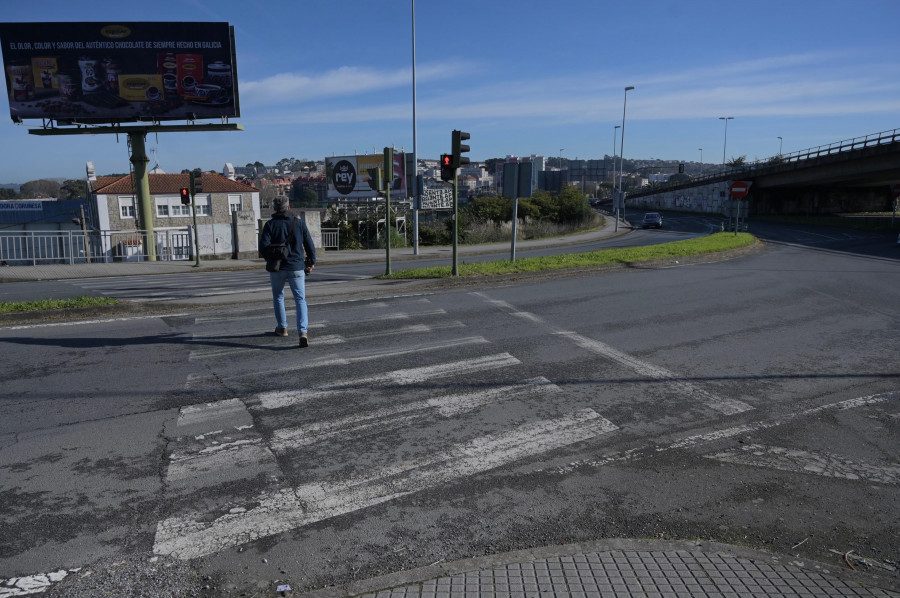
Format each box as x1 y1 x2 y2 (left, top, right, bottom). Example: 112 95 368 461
259 196 317 347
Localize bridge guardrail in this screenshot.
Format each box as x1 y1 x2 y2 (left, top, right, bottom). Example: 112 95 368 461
632 127 900 197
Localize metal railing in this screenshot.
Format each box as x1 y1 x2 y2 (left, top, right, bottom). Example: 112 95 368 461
0 229 192 265
321 228 339 250
631 128 900 197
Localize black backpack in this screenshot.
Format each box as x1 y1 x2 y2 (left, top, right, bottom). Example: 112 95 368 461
263 215 295 272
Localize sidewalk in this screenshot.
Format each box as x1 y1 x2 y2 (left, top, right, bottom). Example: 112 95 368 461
296 539 898 598
0 220 627 282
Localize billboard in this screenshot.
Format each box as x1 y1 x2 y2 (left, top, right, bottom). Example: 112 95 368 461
0 22 239 124
326 153 406 200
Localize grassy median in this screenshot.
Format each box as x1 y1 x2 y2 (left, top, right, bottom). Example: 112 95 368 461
383 232 757 279
0 296 119 313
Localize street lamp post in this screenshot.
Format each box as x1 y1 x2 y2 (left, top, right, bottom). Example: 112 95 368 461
719 116 734 167
698 148 703 177
617 86 634 232
777 136 783 156
411 0 419 255
612 125 620 183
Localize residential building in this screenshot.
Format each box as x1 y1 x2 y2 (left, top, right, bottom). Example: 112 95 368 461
90 172 260 259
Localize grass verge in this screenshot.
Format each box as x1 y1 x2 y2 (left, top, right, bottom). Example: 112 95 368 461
0 296 119 313
383 232 757 279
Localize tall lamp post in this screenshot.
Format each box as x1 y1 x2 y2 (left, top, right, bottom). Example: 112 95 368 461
612 125 620 183
777 136 783 156
698 148 703 177
616 86 634 232
411 0 419 255
719 116 734 167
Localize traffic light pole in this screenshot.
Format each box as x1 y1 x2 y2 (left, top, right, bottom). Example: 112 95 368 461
189 171 201 267
452 170 459 276
384 147 393 276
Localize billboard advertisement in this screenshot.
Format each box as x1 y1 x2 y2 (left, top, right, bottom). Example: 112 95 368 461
0 22 239 124
327 153 406 200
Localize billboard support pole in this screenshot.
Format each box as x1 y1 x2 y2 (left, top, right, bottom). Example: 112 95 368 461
128 132 157 262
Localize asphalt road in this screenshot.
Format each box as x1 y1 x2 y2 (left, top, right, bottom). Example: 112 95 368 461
0 217 898 596
0 211 721 304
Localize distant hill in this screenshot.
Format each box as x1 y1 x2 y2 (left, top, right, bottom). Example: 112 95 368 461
1 183 20 191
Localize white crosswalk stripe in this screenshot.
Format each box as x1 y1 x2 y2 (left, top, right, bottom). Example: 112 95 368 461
253 352 522 410
270 377 561 451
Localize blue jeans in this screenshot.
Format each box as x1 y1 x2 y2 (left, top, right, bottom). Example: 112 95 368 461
269 269 308 333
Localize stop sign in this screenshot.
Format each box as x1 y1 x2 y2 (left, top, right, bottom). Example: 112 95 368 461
730 180 751 199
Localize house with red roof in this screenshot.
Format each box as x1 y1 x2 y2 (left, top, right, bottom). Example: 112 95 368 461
90 172 260 259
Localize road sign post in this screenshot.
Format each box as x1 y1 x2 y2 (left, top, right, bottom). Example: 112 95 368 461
729 181 752 235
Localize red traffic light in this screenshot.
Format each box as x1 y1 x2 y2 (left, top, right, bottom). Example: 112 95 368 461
440 154 455 181
180 187 190 205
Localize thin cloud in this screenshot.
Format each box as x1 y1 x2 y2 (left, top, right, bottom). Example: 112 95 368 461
240 61 474 105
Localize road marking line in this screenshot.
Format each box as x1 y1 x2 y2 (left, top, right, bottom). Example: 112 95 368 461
554 391 898 474
706 444 900 485
176 398 246 427
188 321 466 361
0 569 79 597
0 313 190 331
153 408 617 559
557 331 753 415
254 352 522 410
183 336 491 388
166 440 278 483
472 292 751 415
270 377 560 451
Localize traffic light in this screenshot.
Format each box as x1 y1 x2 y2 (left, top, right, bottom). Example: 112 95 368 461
190 172 203 196
678 163 685 174
452 130 470 168
180 188 190 205
367 167 383 192
440 154 454 181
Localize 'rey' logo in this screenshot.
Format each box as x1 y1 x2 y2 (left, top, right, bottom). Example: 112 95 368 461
332 160 356 195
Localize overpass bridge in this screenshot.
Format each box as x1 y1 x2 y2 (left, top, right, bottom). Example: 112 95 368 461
627 128 900 216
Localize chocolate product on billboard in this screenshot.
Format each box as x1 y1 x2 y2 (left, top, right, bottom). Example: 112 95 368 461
176 54 203 98
156 52 177 96
31 57 59 92
206 61 232 90
102 58 119 93
118 74 165 102
78 57 102 94
7 61 35 102
57 72 78 100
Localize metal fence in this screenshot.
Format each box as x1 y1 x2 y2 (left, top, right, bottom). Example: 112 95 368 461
0 229 192 265
321 228 339 250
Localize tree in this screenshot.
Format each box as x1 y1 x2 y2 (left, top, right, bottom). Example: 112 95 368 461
0 187 18 200
299 188 319 207
727 155 747 168
20 179 60 198
59 179 88 199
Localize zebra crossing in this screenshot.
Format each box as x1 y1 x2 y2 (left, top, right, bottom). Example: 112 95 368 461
153 293 763 560
60 268 367 301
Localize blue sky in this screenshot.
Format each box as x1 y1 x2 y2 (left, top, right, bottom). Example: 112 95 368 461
1 0 899 183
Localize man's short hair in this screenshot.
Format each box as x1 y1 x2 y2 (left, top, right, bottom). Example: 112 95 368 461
273 195 290 212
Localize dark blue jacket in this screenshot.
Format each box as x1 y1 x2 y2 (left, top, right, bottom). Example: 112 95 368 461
259 211 317 271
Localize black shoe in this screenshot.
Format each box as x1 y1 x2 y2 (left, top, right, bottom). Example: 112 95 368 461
275 327 288 337
299 333 309 348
